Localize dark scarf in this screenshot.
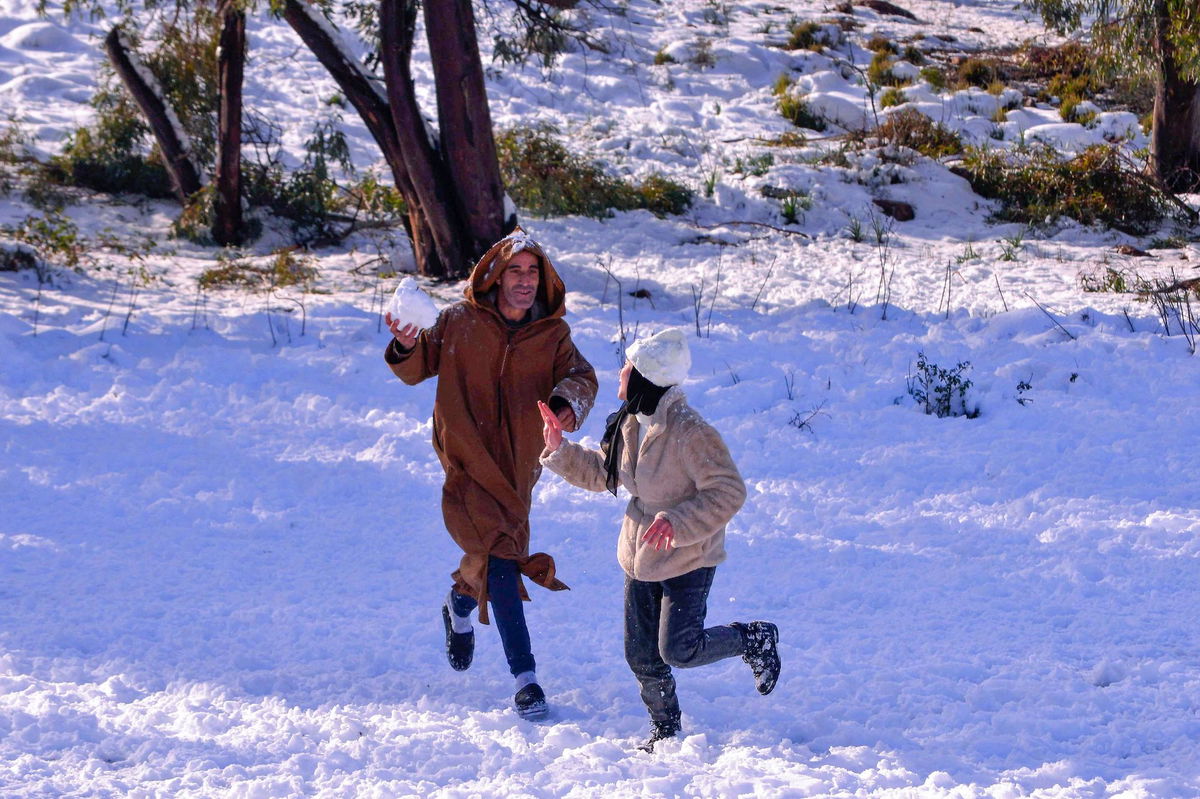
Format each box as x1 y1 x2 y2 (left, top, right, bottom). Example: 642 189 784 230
599 367 670 496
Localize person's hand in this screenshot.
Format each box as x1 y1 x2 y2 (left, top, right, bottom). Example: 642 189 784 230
538 400 563 452
556 405 577 433
385 313 420 350
641 517 675 551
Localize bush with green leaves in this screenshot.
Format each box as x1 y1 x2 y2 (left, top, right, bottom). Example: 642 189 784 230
907 352 979 418
879 87 907 108
957 144 1174 235
50 86 176 199
495 125 692 218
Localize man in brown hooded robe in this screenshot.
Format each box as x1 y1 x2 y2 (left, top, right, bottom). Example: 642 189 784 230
384 227 597 719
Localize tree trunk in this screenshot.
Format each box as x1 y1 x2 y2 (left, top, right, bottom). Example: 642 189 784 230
278 0 438 271
103 28 202 202
1151 0 1200 192
213 0 246 246
424 0 505 257
380 0 470 278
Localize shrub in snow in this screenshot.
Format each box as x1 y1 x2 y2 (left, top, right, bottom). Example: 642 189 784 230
0 241 40 272
956 144 1174 235
956 58 996 89
778 92 828 132
52 86 175 199
880 87 907 109
495 125 692 219
875 109 963 159
907 352 979 418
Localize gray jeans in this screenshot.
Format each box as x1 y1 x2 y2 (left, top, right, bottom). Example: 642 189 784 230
624 566 745 722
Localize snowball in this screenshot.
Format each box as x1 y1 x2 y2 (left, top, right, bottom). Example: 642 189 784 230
386 278 439 330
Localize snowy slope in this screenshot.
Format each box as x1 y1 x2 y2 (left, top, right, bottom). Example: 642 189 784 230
3 0 1200 796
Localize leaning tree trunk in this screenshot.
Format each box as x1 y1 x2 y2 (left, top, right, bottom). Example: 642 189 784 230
380 0 471 278
424 0 505 258
1151 0 1200 192
104 28 202 202
279 0 439 271
213 0 246 246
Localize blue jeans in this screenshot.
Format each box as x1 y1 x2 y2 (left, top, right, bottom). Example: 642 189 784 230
624 566 745 722
450 556 536 677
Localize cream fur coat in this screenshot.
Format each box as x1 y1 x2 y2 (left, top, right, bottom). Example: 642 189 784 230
540 386 746 581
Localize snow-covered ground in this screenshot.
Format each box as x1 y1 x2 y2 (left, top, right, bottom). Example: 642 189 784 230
3 0 1200 796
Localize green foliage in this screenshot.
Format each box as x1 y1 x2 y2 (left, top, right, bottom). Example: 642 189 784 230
51 86 175 199
907 352 979 418
875 109 963 158
786 21 822 51
778 93 827 131
779 191 812 224
868 51 910 87
732 153 774 176
958 144 1174 234
496 125 692 218
866 35 897 54
957 57 996 88
635 173 694 217
920 65 948 90
902 44 926 65
654 47 677 65
879 87 907 108
1 210 85 271
198 247 319 291
1079 264 1133 292
239 113 362 246
1021 0 1200 82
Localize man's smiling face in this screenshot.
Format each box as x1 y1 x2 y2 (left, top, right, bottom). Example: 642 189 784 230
496 251 541 321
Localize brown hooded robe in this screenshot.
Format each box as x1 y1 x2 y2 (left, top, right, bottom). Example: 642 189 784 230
385 231 597 622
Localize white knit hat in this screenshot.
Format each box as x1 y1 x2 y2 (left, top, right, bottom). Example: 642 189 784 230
626 328 690 387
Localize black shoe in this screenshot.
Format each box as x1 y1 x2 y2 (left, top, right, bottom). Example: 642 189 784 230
637 717 681 753
737 621 780 695
441 604 474 672
515 683 549 720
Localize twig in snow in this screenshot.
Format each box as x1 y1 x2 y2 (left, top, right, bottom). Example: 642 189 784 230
750 254 777 312
994 274 1009 313
100 276 120 341
1023 292 1076 340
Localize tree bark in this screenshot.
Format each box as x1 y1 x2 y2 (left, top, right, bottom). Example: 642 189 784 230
213 0 246 246
1151 0 1200 192
424 0 505 257
380 0 469 278
279 0 438 271
103 27 202 202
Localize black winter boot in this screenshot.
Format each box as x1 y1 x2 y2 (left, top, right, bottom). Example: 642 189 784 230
514 683 549 720
636 716 682 753
441 601 474 672
735 621 780 695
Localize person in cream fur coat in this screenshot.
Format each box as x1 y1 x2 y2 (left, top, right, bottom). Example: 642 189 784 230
538 328 780 752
